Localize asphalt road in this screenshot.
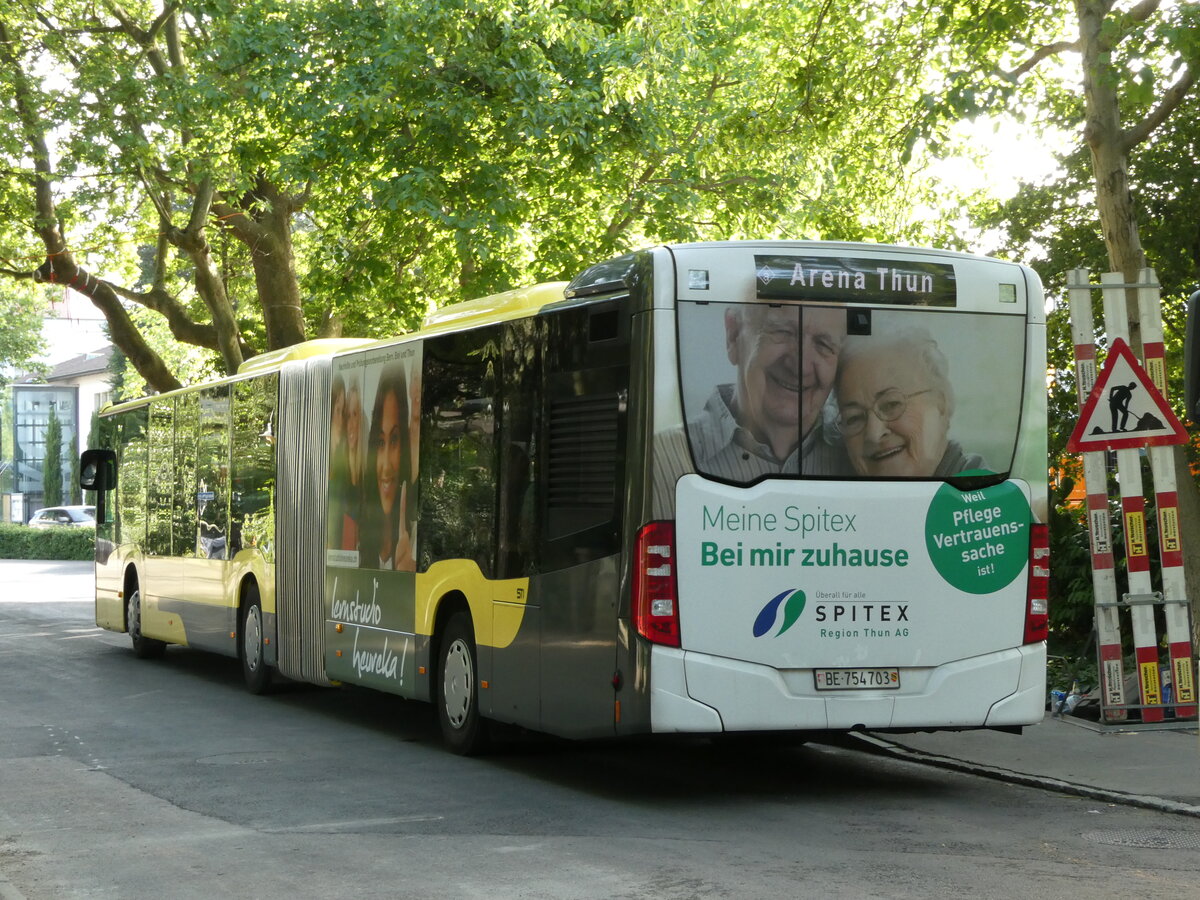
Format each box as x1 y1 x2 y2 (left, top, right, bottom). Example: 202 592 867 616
1 560 1199 899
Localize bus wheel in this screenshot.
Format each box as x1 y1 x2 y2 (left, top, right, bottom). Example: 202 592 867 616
437 611 487 755
240 585 272 695
127 588 165 659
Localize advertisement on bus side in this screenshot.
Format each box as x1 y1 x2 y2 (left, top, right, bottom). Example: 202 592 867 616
323 343 423 691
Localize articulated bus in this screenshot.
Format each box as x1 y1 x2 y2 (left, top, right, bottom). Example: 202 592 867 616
81 241 1049 754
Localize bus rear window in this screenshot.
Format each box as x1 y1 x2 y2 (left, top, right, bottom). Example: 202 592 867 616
676 302 1026 482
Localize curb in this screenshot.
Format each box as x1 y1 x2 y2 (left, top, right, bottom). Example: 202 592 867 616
851 732 1200 820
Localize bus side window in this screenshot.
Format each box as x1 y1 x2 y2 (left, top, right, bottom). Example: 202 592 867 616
173 392 199 558
197 385 230 560
231 375 278 558
497 318 542 579
418 328 499 576
146 399 174 557
116 406 149 548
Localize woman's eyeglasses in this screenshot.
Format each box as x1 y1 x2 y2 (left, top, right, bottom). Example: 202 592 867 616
836 389 932 436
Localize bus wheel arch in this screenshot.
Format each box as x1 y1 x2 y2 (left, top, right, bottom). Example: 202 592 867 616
124 565 165 659
433 593 488 755
238 578 272 694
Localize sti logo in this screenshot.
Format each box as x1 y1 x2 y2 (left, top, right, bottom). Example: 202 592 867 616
752 588 807 638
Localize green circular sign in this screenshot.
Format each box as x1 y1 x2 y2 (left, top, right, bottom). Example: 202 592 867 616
925 481 1030 594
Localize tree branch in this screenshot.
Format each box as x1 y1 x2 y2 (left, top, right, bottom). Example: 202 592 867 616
1002 40 1079 81
137 165 174 223
1098 0 1160 52
189 174 215 234
1122 62 1196 150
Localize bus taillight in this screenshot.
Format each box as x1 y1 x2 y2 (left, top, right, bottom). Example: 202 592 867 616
1024 523 1050 644
634 521 680 648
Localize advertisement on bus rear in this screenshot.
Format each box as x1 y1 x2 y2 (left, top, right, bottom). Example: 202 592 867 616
674 475 1034 668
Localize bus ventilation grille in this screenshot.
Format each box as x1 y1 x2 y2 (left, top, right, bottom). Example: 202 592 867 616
547 393 620 514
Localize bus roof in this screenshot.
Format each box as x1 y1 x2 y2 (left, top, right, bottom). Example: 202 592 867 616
100 285 572 415
421 282 569 331
235 338 376 375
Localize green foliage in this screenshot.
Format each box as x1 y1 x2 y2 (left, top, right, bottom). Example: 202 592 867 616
1046 475 1094 657
42 407 63 507
68 438 80 505
0 281 48 381
2 0 984 389
0 524 94 560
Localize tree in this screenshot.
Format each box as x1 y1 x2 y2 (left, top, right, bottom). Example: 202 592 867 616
41 405 62 507
68 423 80 505
2 0 975 393
943 0 1200 653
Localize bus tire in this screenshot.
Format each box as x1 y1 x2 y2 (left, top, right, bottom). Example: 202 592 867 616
127 588 166 659
240 584 272 695
437 611 487 755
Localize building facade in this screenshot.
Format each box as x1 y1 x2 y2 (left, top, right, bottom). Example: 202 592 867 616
2 348 113 523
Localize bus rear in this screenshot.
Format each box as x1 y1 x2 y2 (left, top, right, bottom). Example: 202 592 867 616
637 242 1048 734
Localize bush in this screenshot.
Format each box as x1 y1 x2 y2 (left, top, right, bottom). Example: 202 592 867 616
0 524 95 560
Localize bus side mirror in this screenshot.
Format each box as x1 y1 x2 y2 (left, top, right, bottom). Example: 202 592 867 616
1186 291 1200 425
79 448 117 492
80 448 117 527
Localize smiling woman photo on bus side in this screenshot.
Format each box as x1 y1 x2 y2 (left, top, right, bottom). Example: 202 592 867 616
834 327 986 478
359 361 417 571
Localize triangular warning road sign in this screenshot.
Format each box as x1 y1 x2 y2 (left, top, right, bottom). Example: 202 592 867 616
1068 338 1188 452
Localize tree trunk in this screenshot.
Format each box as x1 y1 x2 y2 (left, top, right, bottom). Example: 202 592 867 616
250 208 307 350
164 176 246 374
1077 0 1145 339
216 177 307 351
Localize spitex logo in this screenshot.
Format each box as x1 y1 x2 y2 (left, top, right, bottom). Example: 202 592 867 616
752 588 806 638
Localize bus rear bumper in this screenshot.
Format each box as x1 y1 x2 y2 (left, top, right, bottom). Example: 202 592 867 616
649 643 1047 733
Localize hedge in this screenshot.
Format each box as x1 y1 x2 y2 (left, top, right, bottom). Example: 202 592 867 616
0 524 95 561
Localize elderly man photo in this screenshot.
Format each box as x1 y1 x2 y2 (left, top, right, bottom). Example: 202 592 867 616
686 304 850 479
653 304 851 514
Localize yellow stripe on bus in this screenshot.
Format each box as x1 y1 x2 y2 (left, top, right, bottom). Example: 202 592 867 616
414 559 531 649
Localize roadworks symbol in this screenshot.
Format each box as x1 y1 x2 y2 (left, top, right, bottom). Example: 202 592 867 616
753 589 806 638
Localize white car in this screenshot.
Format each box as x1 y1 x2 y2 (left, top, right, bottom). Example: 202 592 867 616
28 505 96 528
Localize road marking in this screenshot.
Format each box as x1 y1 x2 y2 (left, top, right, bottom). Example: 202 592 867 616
122 691 163 701
0 599 93 604
263 815 445 833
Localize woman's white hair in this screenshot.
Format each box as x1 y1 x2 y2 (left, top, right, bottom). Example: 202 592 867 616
836 326 954 417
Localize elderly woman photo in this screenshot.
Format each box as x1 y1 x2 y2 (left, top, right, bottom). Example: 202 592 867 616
834 327 985 478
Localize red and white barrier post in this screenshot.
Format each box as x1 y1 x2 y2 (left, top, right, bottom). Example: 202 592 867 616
1067 270 1126 721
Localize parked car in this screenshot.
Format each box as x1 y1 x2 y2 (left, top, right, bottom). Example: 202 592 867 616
27 505 96 528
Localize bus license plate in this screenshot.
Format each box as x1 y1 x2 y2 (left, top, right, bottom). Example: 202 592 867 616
814 668 900 691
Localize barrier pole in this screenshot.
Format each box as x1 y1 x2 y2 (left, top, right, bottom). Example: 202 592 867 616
1102 273 1164 722
1067 269 1127 720
1137 268 1197 717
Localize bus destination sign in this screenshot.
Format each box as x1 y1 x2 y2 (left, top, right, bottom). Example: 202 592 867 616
754 255 957 307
